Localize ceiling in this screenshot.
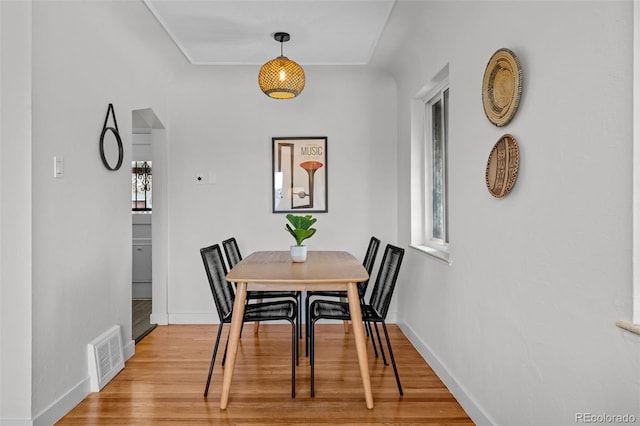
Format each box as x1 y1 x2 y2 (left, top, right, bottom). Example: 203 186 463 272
143 0 396 66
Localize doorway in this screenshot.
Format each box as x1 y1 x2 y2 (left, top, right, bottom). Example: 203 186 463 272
131 108 167 342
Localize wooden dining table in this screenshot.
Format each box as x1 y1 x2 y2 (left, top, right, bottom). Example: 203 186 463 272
222 250 373 409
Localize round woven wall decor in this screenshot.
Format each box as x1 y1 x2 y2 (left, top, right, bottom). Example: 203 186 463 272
482 48 522 127
485 134 519 198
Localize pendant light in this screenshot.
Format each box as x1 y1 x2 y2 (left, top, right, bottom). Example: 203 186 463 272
258 32 305 99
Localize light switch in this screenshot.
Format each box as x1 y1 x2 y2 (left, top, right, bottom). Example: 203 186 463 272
54 156 64 178
208 171 216 185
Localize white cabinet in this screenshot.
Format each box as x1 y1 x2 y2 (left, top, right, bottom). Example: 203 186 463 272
133 241 152 283
133 214 152 299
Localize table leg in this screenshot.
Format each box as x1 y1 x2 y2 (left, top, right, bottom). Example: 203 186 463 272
220 281 247 409
341 297 350 334
346 282 373 409
254 298 263 334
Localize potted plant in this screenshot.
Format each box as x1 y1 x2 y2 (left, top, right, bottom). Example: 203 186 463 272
285 213 317 262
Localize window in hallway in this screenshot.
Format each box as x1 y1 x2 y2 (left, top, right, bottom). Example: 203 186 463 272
132 161 152 212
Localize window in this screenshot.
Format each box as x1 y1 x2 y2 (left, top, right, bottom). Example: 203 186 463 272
132 161 152 212
410 65 450 263
428 87 449 245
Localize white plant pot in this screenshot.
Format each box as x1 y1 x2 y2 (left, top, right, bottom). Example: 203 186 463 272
290 245 307 262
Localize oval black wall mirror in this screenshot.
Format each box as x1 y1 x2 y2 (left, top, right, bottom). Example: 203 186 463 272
100 104 124 171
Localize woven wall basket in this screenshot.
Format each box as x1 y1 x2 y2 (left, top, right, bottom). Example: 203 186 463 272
482 48 523 127
485 134 520 198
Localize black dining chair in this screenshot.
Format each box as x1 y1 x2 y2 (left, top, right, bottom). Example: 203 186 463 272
200 244 298 398
222 237 303 341
304 236 380 357
309 243 405 397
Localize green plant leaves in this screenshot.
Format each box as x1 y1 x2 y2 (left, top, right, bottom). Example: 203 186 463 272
285 214 317 246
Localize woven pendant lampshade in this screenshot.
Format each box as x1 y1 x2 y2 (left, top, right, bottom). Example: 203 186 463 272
258 32 305 99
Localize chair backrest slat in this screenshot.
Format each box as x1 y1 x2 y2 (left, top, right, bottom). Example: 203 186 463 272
222 237 243 269
200 244 235 322
368 244 404 319
357 236 381 297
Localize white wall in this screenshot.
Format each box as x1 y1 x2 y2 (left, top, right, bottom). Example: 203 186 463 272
378 1 640 424
24 1 180 423
164 66 398 323
1 1 33 422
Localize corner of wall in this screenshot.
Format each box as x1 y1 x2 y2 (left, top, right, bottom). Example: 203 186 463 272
123 339 135 361
397 320 496 426
31 378 90 426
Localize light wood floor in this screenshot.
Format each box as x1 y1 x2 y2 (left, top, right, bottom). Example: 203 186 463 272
57 324 473 425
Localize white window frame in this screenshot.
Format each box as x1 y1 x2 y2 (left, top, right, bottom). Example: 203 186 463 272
615 0 640 334
424 85 449 247
410 65 451 264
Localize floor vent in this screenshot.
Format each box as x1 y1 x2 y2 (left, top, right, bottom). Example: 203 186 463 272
87 325 124 392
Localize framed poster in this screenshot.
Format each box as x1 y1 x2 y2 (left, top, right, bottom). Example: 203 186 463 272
272 137 327 213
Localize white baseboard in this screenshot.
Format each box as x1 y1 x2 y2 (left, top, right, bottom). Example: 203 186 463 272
31 377 91 426
28 339 135 426
0 419 33 426
397 320 495 426
123 338 135 361
150 312 169 325
166 311 398 325
167 313 302 325
168 313 217 324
